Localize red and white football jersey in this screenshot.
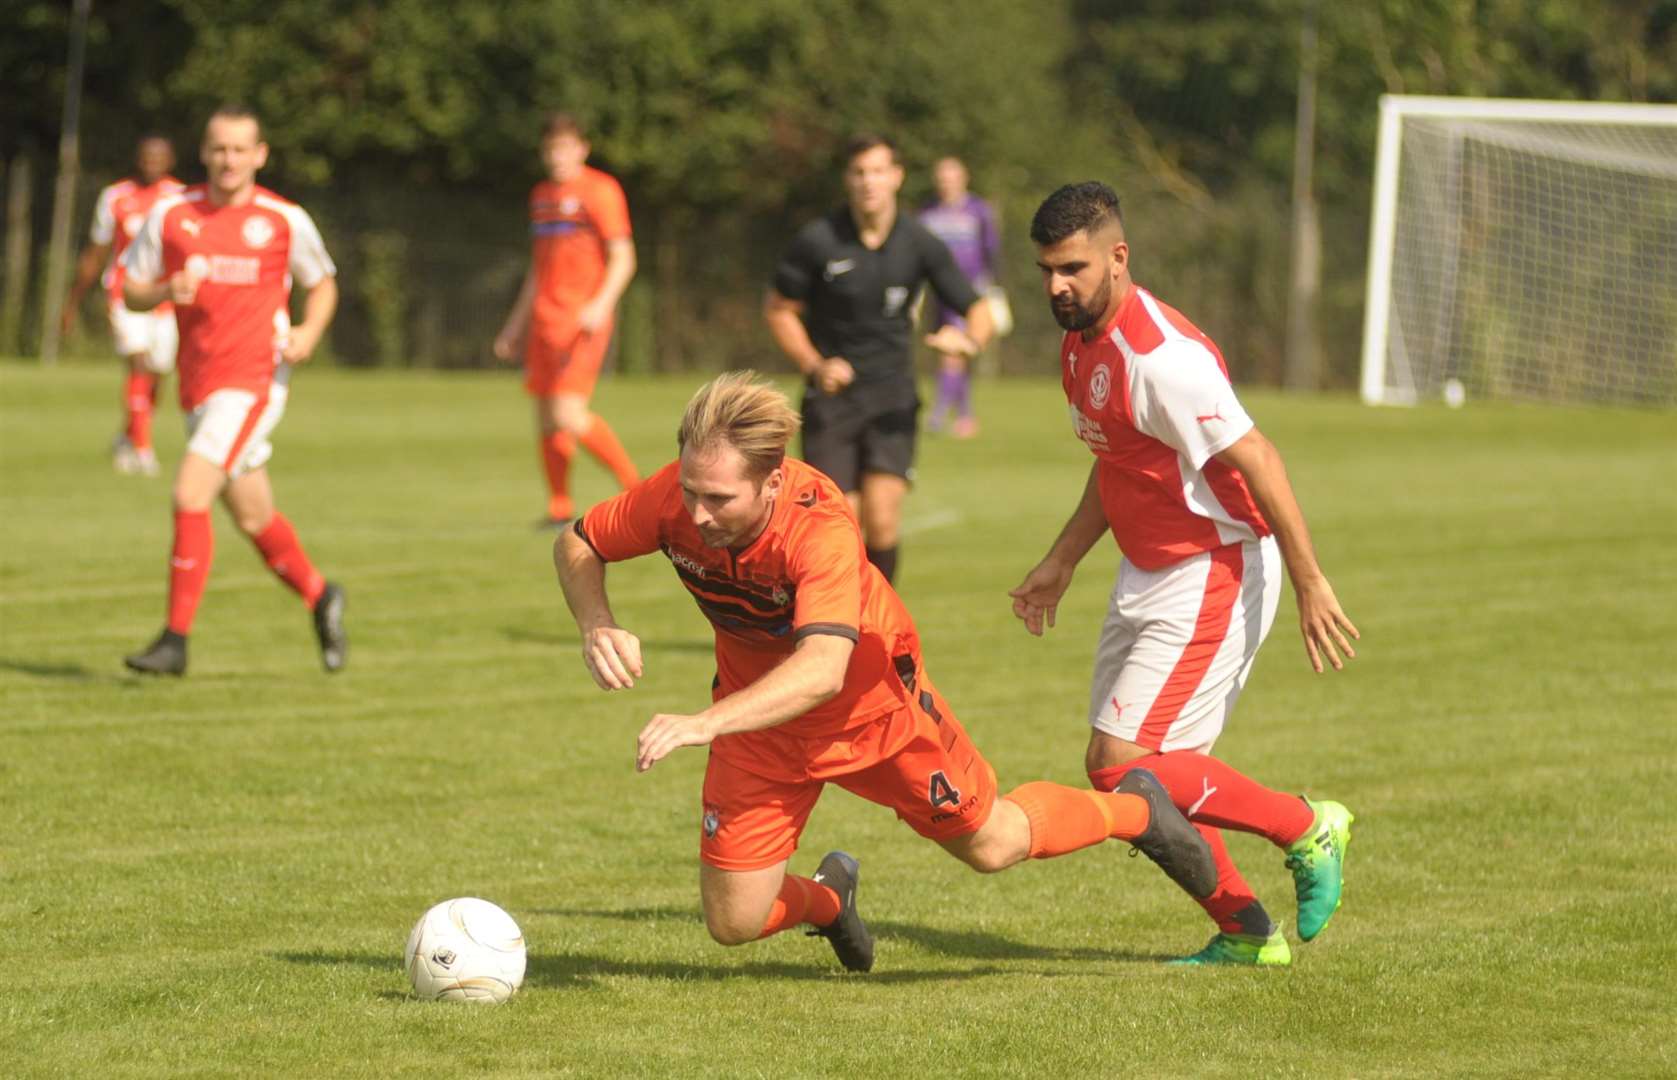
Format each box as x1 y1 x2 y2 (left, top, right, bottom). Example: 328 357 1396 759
123 184 335 409
89 175 185 306
1062 285 1269 571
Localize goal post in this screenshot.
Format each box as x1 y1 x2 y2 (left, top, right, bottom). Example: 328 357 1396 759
1360 95 1677 407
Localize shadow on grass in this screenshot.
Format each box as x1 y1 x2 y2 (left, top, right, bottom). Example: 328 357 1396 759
500 626 714 653
0 656 133 684
528 906 1174 965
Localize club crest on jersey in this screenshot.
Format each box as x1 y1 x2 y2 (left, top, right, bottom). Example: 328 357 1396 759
241 215 275 250
559 196 582 215
883 286 909 316
123 212 146 239
1089 364 1112 410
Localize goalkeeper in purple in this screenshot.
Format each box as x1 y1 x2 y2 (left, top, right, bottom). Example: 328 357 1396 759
917 157 1000 438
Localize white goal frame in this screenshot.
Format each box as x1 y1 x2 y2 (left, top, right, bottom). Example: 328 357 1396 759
1360 95 1677 406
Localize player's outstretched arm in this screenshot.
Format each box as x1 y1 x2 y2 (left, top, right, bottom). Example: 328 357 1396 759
60 242 110 336
1009 464 1109 635
578 237 636 333
282 276 338 363
635 633 853 772
493 264 537 362
1215 429 1359 673
763 290 851 394
554 526 644 690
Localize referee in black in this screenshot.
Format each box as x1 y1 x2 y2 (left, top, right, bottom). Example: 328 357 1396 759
764 133 992 584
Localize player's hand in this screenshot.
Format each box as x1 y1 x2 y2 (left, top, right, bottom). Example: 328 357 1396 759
635 711 717 772
1008 557 1076 636
1294 577 1359 673
923 325 979 358
281 324 323 364
815 357 854 395
582 625 644 690
168 269 202 306
577 297 612 335
491 328 522 364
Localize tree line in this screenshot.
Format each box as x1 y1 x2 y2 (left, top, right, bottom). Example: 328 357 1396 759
5 0 1672 382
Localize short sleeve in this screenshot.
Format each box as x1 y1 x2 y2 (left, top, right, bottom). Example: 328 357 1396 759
283 205 336 287
90 186 118 245
591 176 632 241
786 512 862 643
121 204 166 285
576 463 677 563
920 227 981 313
771 221 827 302
1130 342 1255 469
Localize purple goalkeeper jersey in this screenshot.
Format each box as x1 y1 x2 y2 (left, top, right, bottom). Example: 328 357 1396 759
918 193 999 325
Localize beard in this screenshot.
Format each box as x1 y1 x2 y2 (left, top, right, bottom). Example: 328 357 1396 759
1050 277 1111 332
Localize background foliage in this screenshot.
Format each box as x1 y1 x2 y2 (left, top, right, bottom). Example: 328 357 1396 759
4 0 1674 380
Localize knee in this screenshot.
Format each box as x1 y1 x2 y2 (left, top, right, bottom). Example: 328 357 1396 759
955 844 1012 875
231 507 273 537
702 910 761 947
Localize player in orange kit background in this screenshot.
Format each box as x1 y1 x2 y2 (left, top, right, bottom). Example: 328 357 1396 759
494 113 640 527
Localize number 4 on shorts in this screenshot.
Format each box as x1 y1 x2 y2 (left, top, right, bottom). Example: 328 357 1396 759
928 771 961 808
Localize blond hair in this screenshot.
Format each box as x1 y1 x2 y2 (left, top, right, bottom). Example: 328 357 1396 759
678 371 802 481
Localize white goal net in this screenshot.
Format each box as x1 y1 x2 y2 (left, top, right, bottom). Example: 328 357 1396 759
1361 96 1677 407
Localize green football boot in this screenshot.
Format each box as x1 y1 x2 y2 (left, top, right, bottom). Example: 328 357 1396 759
1285 799 1354 942
1170 928 1292 967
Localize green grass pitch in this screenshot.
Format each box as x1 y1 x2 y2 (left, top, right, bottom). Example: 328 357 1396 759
2 363 1673 1077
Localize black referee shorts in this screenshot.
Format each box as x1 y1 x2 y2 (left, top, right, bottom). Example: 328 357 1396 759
800 378 920 493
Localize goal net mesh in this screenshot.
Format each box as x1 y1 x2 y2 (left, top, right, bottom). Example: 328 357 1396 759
1378 111 1677 406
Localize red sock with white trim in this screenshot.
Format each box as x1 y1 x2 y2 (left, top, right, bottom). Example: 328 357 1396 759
251 513 326 607
126 370 158 451
1089 752 1314 848
754 875 843 938
166 509 213 635
1194 823 1276 934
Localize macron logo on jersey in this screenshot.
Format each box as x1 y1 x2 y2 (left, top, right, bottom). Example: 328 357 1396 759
823 258 855 280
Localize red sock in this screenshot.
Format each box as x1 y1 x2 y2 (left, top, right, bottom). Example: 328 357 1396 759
755 875 843 939
166 509 213 634
1006 781 1152 858
1194 823 1270 934
577 416 639 489
539 431 575 519
126 370 158 450
1089 752 1314 849
251 513 326 607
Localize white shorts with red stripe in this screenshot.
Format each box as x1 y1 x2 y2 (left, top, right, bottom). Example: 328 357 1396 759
108 301 178 374
183 369 290 479
1087 536 1280 754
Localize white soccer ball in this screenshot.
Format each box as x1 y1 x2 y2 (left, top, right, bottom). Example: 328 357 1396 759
1442 378 1467 409
405 897 527 1004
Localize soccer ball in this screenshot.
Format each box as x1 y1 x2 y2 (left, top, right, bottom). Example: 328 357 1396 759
404 897 527 1004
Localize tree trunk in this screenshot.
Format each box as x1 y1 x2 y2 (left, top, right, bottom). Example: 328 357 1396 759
1 152 34 356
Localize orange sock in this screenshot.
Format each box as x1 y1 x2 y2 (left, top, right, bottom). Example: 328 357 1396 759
577 416 639 489
539 431 575 519
755 874 842 939
1006 781 1151 859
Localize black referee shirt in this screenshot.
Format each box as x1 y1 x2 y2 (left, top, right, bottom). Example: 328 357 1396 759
772 207 981 385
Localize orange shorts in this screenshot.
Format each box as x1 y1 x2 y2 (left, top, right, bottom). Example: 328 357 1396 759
524 319 612 398
699 671 998 871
